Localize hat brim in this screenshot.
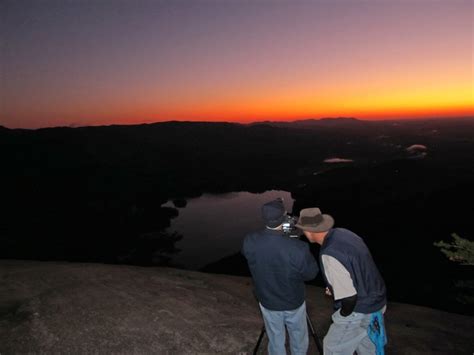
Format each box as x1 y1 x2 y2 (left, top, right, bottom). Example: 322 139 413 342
295 214 334 232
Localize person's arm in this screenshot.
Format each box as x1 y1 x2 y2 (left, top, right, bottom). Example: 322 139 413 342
321 255 357 315
340 294 358 316
242 234 253 259
299 244 319 280
241 236 248 257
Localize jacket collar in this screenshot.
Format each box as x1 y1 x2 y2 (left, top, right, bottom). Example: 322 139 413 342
321 228 335 249
264 228 285 236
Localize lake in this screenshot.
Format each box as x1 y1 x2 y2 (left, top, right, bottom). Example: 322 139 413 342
161 190 294 269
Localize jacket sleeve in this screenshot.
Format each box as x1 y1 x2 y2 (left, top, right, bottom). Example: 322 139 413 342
241 236 247 257
298 244 319 281
241 234 252 260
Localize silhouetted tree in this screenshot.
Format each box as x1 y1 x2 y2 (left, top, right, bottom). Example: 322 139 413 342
434 233 474 265
434 233 474 305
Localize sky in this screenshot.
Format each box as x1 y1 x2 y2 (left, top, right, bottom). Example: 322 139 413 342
1 0 473 129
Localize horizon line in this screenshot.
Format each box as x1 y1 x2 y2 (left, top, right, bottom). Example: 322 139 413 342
2 115 473 130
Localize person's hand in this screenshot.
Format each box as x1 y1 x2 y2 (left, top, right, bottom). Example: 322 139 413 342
325 287 332 297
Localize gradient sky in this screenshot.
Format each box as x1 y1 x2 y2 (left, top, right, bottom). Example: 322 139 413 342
1 0 473 128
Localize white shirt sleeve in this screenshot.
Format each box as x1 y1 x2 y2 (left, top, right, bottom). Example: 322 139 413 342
321 255 357 300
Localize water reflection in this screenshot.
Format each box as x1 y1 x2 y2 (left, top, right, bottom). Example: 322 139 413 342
161 190 294 269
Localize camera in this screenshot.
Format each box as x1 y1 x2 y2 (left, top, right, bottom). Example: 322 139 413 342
271 197 300 238
282 214 300 238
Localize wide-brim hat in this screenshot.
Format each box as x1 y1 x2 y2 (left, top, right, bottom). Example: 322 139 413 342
295 207 334 232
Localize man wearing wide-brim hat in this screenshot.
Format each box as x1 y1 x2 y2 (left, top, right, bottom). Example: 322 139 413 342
296 207 387 355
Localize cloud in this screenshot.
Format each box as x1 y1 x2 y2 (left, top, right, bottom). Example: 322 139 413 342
323 157 354 163
406 144 427 152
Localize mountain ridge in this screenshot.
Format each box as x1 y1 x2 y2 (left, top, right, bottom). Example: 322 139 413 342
2 116 473 131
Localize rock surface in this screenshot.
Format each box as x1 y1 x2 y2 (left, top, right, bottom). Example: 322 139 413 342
1 260 473 354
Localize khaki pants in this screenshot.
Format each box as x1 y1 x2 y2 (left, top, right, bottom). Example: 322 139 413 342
324 307 386 355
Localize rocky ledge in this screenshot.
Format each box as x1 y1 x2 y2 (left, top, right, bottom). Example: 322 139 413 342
1 260 473 353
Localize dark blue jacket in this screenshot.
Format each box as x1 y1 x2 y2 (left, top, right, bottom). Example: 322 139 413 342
320 228 386 314
242 228 319 311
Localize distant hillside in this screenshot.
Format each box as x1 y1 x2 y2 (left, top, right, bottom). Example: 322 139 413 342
250 117 368 129
1 260 473 353
250 116 474 131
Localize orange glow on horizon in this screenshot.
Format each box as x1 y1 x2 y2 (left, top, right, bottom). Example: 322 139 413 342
78 105 473 128
8 98 471 128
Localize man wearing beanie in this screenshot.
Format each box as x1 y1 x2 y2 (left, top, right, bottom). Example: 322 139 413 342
242 198 319 355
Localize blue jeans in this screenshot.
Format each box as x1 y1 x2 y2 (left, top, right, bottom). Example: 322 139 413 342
259 302 308 355
324 307 387 355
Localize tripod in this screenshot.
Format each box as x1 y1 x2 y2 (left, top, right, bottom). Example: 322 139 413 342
253 313 323 354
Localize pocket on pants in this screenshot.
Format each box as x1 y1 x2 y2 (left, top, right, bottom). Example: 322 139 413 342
332 309 365 325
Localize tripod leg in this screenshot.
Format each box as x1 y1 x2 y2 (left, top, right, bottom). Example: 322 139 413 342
253 325 266 355
306 314 323 354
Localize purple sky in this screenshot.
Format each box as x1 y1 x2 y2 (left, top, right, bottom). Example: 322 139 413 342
1 0 472 128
